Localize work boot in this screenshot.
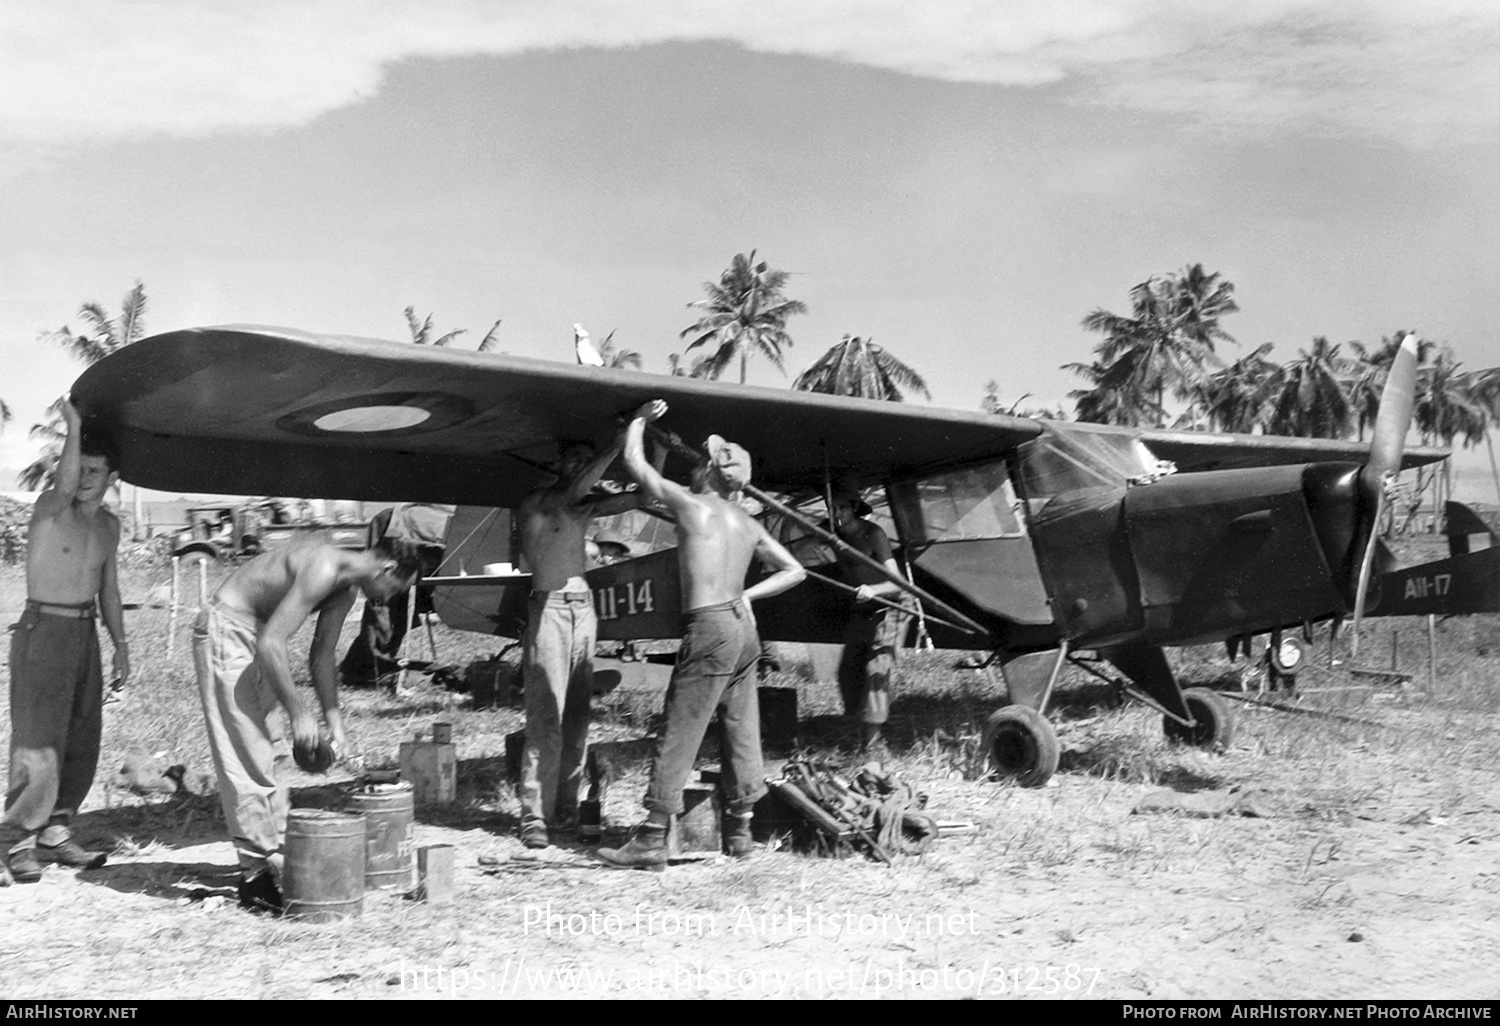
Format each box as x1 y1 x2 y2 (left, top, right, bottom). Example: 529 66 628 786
597 822 668 873
519 822 550 850
237 870 283 914
860 725 890 765
723 811 755 859
5 847 43 884
552 804 580 840
37 839 108 870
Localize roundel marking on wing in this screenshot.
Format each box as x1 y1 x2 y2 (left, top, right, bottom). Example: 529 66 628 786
274 391 473 437
314 405 431 432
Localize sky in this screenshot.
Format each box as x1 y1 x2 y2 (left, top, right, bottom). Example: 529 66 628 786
1 1 1497 502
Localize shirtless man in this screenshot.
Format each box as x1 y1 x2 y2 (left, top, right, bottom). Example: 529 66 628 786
831 485 912 760
2 399 128 886
194 536 421 910
598 401 806 871
515 438 644 849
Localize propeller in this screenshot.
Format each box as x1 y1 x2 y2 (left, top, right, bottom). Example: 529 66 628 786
1349 333 1420 657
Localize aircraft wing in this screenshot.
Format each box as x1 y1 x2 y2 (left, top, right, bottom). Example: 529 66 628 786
70 325 1042 506
1137 428 1446 473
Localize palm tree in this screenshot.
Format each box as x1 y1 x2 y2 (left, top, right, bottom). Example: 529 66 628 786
405 308 504 353
983 384 1065 419
404 306 467 347
33 282 149 530
681 251 807 383
1179 343 1278 433
1065 350 1161 426
18 406 65 492
1077 264 1239 427
596 330 643 371
793 335 930 402
1411 346 1491 519
1263 337 1354 439
43 281 149 363
1346 332 1435 440
0 399 10 430
476 319 503 353
1413 346 1488 448
1465 365 1500 506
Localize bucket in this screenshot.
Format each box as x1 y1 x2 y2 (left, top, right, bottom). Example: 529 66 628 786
283 809 366 922
348 782 416 891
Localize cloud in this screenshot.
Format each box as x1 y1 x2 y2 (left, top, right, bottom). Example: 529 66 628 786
1 0 1494 148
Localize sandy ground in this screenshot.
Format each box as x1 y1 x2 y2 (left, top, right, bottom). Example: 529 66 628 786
2 710 1496 1001
1 562 1497 1001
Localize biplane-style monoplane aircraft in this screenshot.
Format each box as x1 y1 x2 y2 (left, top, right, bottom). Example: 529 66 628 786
74 326 1486 786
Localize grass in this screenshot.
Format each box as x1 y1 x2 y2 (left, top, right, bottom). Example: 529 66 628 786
1 558 1498 999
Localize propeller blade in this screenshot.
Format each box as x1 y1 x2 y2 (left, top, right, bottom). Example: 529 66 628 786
1350 334 1421 656
1362 333 1420 494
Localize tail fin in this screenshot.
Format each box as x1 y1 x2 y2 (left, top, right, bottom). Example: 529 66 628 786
1445 501 1496 557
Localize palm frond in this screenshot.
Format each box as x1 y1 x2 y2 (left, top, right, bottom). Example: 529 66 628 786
403 306 431 345
118 281 148 347
476 319 503 353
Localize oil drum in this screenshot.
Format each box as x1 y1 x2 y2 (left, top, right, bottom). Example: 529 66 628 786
348 781 416 891
283 809 366 922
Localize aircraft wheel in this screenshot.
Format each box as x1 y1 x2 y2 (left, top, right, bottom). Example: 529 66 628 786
1163 687 1234 750
981 705 1059 788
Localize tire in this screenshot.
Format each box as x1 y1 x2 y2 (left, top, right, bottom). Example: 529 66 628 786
981 705 1060 788
1163 687 1234 750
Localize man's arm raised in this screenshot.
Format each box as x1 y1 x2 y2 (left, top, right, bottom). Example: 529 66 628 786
34 398 83 518
563 439 626 506
622 400 689 511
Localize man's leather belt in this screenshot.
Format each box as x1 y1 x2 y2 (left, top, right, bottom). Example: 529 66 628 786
25 600 96 619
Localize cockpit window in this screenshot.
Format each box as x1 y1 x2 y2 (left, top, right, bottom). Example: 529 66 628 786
1017 425 1156 500
889 460 1024 545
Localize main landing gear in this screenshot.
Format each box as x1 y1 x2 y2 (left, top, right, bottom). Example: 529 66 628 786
971 640 1237 788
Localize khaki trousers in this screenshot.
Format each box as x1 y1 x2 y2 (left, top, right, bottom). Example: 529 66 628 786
193 603 288 878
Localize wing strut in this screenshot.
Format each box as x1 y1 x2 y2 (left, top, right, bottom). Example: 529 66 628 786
644 423 992 640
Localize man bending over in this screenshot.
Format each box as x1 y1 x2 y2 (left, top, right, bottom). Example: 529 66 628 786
195 536 421 910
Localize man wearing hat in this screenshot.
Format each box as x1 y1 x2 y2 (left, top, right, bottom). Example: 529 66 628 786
599 401 806 871
589 529 632 565
831 483 912 760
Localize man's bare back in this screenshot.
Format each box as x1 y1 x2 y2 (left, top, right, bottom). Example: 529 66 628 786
214 543 357 623
622 400 805 613
670 491 766 612
211 539 414 756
